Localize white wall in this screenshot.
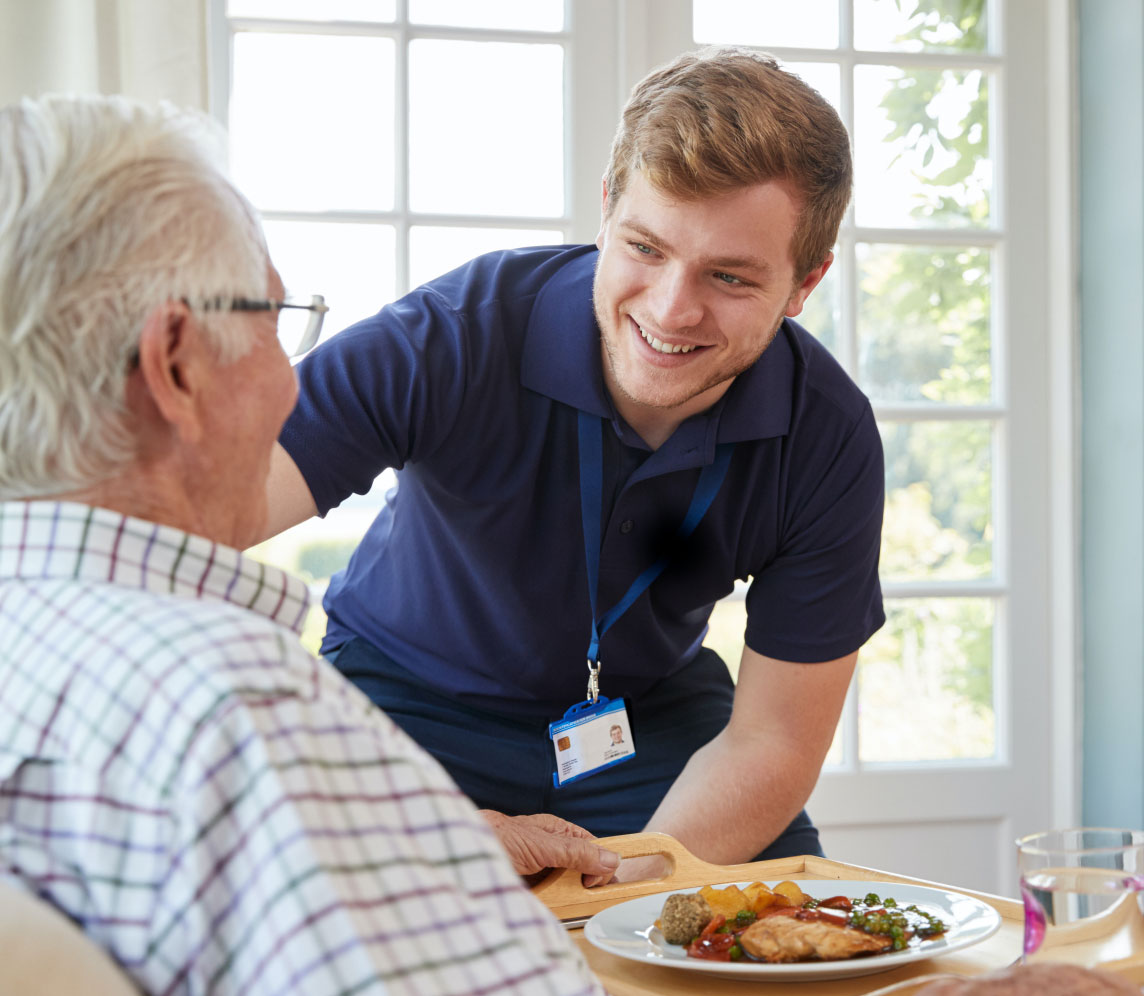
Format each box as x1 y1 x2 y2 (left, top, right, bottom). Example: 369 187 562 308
0 0 208 108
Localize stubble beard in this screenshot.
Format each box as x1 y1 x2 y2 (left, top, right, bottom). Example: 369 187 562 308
593 290 786 413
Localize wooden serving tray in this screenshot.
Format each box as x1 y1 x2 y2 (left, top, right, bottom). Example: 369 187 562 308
532 831 1021 923
532 832 1029 996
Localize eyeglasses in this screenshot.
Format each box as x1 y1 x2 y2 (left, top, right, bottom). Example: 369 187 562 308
194 294 329 358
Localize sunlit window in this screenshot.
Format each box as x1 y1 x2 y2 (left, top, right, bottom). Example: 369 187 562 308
695 0 1000 767
217 0 1005 767
216 1 567 653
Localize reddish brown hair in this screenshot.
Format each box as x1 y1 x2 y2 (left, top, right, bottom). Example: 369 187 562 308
605 47 852 281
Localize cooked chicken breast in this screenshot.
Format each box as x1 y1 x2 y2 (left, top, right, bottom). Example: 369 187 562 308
739 913 894 962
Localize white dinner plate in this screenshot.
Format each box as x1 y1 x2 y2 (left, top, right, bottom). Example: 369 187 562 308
582 878 1004 982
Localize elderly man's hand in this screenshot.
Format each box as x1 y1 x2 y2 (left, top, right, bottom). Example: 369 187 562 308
479 811 621 885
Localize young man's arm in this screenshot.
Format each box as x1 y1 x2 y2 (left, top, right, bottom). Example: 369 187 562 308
259 442 320 542
642 644 857 864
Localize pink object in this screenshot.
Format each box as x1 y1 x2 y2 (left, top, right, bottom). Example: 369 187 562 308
1019 880 1046 957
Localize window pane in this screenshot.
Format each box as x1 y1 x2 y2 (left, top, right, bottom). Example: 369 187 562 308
859 597 995 762
880 420 993 582
228 0 395 20
795 259 840 356
263 220 396 347
250 485 394 656
694 0 839 49
408 40 563 217
857 243 992 404
853 65 992 229
409 227 563 290
410 0 563 31
231 33 394 211
703 596 746 682
783 61 841 113
854 0 989 53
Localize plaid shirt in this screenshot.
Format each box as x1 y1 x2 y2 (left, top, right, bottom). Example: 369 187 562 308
0 502 601 996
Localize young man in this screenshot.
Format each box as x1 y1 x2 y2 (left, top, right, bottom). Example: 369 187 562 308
0 93 607 995
267 47 885 867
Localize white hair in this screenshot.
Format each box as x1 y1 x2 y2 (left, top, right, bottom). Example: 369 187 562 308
0 93 269 500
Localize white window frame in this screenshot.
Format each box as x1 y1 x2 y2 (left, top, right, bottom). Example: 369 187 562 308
207 0 1078 893
206 1 633 286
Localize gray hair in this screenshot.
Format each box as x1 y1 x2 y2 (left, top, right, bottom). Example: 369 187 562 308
0 93 268 500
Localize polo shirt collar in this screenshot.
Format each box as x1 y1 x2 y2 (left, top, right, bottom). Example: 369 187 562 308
520 247 795 445
520 248 610 417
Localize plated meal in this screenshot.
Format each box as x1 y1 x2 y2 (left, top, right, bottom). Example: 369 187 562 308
657 879 948 963
582 879 1004 982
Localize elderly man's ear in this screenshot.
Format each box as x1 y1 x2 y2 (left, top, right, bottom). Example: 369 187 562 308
132 301 213 445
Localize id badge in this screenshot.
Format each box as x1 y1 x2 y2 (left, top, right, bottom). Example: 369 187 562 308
548 695 635 788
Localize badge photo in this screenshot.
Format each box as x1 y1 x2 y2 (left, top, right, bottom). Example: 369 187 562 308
549 696 634 787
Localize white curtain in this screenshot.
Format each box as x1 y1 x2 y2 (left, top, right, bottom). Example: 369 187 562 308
0 0 209 110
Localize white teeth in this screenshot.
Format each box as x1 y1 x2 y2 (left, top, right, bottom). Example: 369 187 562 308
638 324 696 354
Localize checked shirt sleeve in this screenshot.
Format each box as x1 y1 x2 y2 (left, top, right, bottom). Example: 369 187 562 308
150 643 602 996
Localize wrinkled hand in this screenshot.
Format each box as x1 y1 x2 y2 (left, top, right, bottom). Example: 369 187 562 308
479 810 621 885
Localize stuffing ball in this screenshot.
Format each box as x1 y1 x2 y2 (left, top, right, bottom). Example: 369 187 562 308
659 893 713 946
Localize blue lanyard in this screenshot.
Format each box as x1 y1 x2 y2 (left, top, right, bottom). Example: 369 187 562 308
577 410 735 670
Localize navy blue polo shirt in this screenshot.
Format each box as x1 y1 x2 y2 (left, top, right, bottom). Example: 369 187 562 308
280 244 885 716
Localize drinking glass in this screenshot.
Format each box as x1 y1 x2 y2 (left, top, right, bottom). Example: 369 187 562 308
1017 827 1144 969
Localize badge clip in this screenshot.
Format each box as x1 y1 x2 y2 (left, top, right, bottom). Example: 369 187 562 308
586 658 601 704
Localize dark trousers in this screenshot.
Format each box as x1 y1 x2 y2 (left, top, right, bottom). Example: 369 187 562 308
331 637 823 860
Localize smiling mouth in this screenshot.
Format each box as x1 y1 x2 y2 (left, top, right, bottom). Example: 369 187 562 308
637 322 700 355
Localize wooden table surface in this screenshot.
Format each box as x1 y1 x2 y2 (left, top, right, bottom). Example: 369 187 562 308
532 833 1144 996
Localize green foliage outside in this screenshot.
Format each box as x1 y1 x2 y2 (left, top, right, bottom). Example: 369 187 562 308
861 0 995 738
295 539 358 584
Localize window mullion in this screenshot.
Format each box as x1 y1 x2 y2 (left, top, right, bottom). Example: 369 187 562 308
567 0 621 241
394 5 410 296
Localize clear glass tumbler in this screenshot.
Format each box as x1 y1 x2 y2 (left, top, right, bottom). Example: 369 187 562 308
1017 827 1144 969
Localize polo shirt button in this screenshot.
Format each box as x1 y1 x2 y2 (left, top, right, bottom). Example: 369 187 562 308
620 519 634 534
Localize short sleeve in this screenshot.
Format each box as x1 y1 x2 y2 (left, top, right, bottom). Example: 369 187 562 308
278 289 471 516
744 402 885 662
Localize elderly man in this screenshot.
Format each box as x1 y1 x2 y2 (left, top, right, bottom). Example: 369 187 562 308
0 94 609 995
